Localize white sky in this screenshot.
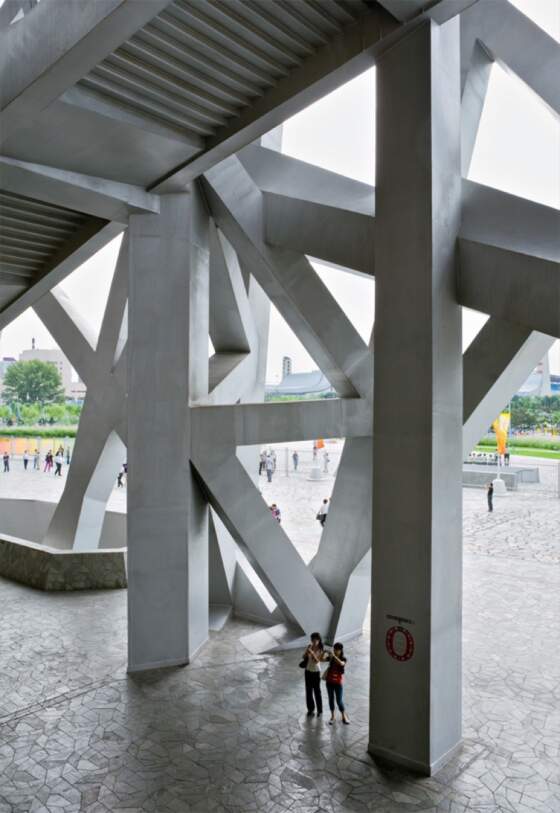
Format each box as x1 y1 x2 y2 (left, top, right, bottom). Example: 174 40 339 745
1 0 559 380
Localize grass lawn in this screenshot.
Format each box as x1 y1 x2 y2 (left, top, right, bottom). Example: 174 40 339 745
474 445 560 460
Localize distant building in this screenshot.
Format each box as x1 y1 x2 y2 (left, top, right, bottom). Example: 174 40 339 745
68 381 87 402
0 356 17 398
19 338 74 398
266 367 335 398
281 355 292 379
518 356 552 397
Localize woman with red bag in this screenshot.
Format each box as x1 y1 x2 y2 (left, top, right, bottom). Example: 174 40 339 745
324 642 350 725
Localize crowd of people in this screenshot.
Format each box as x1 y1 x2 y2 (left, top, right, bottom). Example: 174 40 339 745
2 446 69 475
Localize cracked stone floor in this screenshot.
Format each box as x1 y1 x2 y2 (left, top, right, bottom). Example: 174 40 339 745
0 455 559 812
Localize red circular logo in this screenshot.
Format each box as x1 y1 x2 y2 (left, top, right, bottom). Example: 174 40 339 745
385 626 414 661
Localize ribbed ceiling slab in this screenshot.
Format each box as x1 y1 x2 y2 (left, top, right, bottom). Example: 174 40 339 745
77 0 371 141
0 191 90 283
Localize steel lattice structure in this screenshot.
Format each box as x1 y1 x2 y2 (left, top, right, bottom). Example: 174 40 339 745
0 0 558 773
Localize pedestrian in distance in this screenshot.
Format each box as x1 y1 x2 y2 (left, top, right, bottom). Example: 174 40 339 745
487 481 494 512
323 451 330 474
504 449 510 466
3 452 9 473
33 449 40 470
66 447 71 465
292 450 299 471
300 632 325 717
259 450 266 476
316 498 329 527
117 469 124 488
270 503 281 523
265 454 274 483
44 451 53 473
324 643 350 725
23 450 29 470
54 451 64 476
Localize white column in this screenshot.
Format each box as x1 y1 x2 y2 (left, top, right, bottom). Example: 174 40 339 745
127 189 209 672
370 18 463 774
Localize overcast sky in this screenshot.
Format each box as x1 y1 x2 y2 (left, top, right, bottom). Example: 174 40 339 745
1 0 559 381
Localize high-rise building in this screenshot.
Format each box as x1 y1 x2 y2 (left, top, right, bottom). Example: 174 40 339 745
281 355 292 380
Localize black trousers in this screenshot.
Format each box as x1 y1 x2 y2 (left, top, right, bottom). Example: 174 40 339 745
305 670 322 714
487 496 493 512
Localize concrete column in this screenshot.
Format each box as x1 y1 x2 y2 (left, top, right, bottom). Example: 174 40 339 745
370 19 462 774
127 189 209 672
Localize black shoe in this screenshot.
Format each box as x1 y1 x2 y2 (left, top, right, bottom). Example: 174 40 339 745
307 711 314 717
343 719 350 725
316 712 322 717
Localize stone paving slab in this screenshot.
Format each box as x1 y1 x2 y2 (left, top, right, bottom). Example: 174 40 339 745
0 451 558 811
0 550 558 812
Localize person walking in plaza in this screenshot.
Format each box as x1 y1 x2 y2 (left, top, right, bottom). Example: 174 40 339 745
324 643 349 725
44 451 53 473
3 452 9 473
54 451 64 476
323 451 330 474
117 466 125 488
23 450 29 470
33 449 40 470
270 503 281 523
487 481 494 512
259 450 266 476
316 498 329 527
265 454 274 483
302 632 325 717
292 450 299 471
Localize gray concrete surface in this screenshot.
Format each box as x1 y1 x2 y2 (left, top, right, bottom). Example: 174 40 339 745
0 507 557 811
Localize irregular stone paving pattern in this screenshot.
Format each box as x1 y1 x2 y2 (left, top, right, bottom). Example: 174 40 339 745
0 453 559 812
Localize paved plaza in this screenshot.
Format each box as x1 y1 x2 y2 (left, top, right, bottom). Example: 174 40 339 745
0 452 558 812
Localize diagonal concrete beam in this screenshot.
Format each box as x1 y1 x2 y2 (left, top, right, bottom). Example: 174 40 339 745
0 157 160 223
95 235 128 371
264 193 374 275
202 155 371 398
191 453 333 634
460 181 560 261
191 397 371 450
208 222 252 353
226 144 375 274
458 239 560 337
461 0 560 115
238 144 375 216
0 0 173 145
461 40 493 176
309 437 372 637
463 318 554 456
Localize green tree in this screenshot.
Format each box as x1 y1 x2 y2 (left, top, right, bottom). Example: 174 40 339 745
20 404 41 425
43 403 67 424
2 360 65 406
0 405 12 423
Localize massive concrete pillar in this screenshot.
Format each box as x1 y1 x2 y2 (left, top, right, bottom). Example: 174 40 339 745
127 190 209 672
370 19 462 774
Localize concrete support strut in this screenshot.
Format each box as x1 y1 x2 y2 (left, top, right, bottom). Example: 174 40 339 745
370 18 463 775
127 191 209 672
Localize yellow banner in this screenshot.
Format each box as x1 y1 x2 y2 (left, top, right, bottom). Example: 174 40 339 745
492 411 510 455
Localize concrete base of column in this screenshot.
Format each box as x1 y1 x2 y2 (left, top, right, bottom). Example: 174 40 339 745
368 740 463 776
